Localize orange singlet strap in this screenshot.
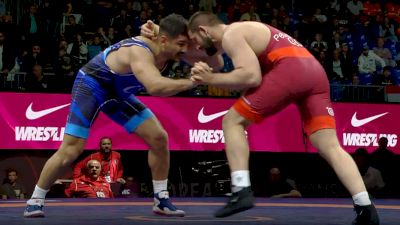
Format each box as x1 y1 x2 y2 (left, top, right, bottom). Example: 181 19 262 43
267 46 313 62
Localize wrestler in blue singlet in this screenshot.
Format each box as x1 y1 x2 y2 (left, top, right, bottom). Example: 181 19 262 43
65 37 155 138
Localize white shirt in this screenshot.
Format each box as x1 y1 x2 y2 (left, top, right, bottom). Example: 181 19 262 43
358 50 386 74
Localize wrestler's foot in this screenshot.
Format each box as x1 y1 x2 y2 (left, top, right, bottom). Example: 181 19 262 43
215 187 255 217
24 198 45 217
153 190 185 217
352 204 379 225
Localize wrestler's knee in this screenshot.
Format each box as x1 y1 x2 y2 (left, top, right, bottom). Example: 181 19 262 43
222 109 249 129
310 129 342 154
57 135 85 165
147 128 168 151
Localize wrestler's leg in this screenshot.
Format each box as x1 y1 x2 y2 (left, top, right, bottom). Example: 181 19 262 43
310 129 367 195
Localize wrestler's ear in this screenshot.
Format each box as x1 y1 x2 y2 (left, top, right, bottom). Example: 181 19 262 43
159 34 168 45
198 26 207 35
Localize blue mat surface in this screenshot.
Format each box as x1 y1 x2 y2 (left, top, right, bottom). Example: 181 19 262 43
0 198 398 225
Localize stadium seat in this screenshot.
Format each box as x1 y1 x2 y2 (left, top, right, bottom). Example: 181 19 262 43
358 73 373 85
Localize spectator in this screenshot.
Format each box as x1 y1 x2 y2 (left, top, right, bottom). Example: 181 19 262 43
257 167 302 198
358 45 386 74
227 0 247 22
329 49 349 81
198 0 216 12
215 4 228 24
313 8 328 24
111 8 134 37
21 43 45 73
374 66 397 86
66 34 88 70
339 42 355 73
240 5 260 22
0 14 18 42
129 0 142 16
73 137 125 184
370 137 397 190
0 30 16 89
24 64 49 92
258 2 273 22
1 168 26 199
310 33 328 53
96 26 112 46
87 34 105 60
328 0 341 16
373 37 396 67
106 27 117 44
346 0 363 17
279 16 296 36
328 32 342 51
63 14 84 41
65 159 113 198
132 10 148 36
379 16 398 42
20 4 43 43
353 148 385 197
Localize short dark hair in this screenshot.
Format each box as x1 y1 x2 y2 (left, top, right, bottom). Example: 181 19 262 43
159 14 188 39
188 11 223 32
5 168 18 176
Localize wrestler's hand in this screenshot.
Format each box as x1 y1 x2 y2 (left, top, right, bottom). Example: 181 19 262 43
190 61 213 83
140 20 158 40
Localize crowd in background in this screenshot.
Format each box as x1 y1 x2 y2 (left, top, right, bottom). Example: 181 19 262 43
0 0 398 99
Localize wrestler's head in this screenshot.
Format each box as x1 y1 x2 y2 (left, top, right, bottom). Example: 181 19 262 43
188 11 222 56
158 13 189 60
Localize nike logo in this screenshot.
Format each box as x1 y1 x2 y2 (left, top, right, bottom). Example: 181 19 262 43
351 112 388 127
197 107 228 123
26 103 71 120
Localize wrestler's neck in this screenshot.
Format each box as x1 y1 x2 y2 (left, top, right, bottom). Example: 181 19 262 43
152 43 175 69
206 24 226 43
136 36 169 68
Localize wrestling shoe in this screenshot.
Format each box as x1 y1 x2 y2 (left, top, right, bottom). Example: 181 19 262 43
24 198 45 217
352 204 380 225
215 186 255 217
153 190 185 217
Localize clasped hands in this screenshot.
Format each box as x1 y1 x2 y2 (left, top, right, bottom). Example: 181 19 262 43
190 61 214 84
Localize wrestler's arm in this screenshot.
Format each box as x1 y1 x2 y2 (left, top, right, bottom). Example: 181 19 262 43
192 27 262 89
129 47 196 97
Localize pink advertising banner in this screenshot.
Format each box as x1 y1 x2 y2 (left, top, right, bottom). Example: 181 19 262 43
0 92 399 153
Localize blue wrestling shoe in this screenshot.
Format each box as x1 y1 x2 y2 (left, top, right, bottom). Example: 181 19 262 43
24 198 45 217
352 204 379 225
153 190 185 217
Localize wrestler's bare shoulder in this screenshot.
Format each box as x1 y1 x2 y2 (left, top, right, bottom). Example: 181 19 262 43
223 21 271 55
106 36 155 74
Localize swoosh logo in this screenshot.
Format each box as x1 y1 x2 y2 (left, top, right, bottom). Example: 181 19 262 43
351 112 388 127
26 103 71 120
198 107 228 123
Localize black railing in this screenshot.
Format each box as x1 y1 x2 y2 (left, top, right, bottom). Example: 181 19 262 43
1 72 399 103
